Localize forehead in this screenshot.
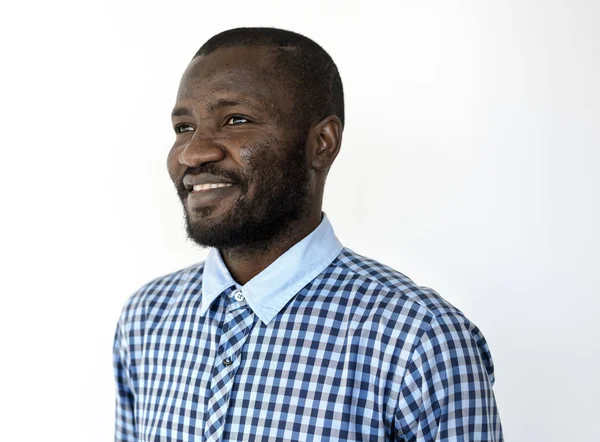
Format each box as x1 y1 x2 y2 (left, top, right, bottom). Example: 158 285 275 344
176 46 288 111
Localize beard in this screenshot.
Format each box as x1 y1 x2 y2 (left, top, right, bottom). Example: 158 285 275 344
178 134 311 252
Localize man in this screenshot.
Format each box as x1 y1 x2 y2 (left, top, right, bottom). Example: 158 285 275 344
114 27 503 441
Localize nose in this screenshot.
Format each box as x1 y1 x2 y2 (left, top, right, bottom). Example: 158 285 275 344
178 134 225 167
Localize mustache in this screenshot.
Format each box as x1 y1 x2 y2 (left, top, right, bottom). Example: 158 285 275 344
178 163 248 193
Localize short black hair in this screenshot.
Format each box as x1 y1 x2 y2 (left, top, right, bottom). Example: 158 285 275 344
194 27 344 129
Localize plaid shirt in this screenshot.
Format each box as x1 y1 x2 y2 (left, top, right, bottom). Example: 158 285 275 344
114 214 503 441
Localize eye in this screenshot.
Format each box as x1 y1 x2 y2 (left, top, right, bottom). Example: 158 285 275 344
174 124 194 134
226 115 249 125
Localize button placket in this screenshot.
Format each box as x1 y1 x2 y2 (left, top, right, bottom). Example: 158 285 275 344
203 289 257 442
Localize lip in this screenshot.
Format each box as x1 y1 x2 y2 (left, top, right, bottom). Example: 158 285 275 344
186 184 238 209
182 173 235 191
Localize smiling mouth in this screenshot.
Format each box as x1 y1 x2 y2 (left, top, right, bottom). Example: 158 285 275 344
191 183 233 192
186 182 238 209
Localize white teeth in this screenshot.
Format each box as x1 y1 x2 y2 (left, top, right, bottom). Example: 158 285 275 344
192 183 233 191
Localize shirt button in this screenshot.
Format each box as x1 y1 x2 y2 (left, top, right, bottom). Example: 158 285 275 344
233 290 244 302
223 357 233 366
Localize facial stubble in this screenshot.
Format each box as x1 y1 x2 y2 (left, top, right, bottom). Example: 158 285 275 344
181 135 311 254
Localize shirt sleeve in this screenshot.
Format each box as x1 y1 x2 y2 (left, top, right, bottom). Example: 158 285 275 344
394 314 503 441
113 322 137 441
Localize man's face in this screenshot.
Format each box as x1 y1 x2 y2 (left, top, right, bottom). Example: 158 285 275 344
167 46 312 250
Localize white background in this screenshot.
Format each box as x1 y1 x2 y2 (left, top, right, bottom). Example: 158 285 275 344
1 1 598 441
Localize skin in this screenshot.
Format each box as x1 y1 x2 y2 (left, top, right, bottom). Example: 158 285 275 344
166 46 343 285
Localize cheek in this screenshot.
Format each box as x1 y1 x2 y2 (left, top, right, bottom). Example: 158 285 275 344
237 144 271 184
238 145 258 163
243 146 286 186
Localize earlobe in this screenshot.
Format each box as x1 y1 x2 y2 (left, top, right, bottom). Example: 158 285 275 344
310 115 343 171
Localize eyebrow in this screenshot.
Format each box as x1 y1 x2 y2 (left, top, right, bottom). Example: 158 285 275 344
171 107 193 118
171 98 265 119
207 98 259 113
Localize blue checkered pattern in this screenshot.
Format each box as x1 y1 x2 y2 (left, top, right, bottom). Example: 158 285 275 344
114 223 502 441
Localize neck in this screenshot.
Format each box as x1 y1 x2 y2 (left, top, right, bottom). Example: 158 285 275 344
220 211 322 285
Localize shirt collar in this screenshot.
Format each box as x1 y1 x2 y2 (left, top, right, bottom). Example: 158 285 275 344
200 213 343 326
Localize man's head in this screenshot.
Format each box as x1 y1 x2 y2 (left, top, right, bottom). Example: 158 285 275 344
166 27 344 253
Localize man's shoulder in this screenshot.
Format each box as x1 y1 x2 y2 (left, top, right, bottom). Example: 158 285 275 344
331 248 495 378
117 261 206 328
334 248 461 317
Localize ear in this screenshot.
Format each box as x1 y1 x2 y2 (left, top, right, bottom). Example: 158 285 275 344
307 115 343 171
